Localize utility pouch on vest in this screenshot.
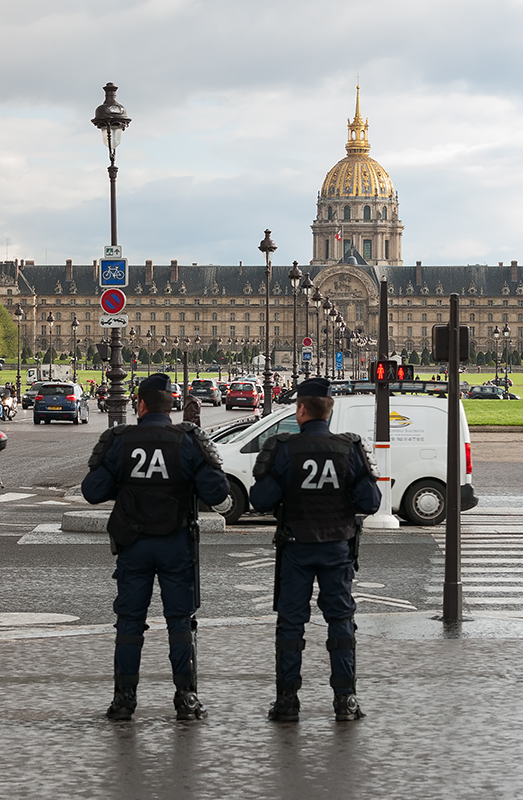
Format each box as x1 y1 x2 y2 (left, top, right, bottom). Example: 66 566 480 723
349 517 363 571
108 486 179 545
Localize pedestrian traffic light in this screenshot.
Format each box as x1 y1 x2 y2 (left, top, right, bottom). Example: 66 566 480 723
432 324 470 361
370 360 398 383
397 364 414 381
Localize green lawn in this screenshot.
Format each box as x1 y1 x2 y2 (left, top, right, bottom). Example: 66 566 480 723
461 399 523 426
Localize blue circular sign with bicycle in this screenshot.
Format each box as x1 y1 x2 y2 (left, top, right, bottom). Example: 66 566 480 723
99 258 128 287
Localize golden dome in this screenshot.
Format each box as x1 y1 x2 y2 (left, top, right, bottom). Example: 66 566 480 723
321 86 395 199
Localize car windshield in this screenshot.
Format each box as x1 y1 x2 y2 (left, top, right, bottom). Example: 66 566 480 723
41 384 72 396
230 383 256 391
192 380 213 388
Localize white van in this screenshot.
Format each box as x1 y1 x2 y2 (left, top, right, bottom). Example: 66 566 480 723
215 394 477 525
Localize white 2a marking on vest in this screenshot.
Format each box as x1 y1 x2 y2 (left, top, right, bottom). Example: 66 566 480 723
130 448 170 479
301 459 339 489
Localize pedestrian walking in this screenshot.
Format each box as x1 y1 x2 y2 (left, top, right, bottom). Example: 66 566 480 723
183 393 201 426
82 373 230 721
250 377 381 722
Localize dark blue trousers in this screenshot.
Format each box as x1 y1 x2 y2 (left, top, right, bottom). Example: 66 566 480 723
112 530 196 690
276 539 357 695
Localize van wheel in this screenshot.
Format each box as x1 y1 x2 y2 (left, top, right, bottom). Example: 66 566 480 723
221 480 246 525
403 480 446 526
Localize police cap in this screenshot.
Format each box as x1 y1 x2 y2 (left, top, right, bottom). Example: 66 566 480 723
296 377 332 397
139 372 172 393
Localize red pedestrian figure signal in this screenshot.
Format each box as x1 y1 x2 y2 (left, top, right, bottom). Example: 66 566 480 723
370 360 398 383
398 364 414 381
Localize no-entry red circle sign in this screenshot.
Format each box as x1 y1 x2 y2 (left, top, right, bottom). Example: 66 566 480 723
100 288 126 314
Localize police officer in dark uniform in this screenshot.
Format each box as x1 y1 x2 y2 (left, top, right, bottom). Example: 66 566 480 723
249 377 381 722
82 373 230 721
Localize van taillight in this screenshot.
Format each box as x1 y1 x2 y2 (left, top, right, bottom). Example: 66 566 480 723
465 442 472 474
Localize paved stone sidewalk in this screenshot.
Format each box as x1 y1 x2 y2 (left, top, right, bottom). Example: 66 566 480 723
2 614 523 799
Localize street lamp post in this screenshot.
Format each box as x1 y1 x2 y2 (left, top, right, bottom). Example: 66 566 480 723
301 273 314 378
288 261 303 388
14 304 23 402
183 336 191 401
146 330 152 376
92 82 131 427
195 335 202 377
217 338 223 380
47 311 55 381
160 335 167 373
227 337 232 382
329 304 338 379
335 312 344 379
322 296 332 379
128 327 136 385
71 315 79 383
502 323 511 399
173 337 179 384
259 229 277 417
312 286 323 376
493 325 500 382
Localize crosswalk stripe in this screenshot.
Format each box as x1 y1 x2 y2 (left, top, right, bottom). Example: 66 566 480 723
0 493 35 502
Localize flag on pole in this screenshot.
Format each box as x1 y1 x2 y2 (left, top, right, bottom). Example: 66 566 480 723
335 231 342 241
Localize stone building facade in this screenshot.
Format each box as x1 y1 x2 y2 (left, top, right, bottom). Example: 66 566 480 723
2 88 523 365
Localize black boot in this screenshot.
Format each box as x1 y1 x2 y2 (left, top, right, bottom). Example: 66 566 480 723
333 693 364 721
174 690 208 721
107 686 137 721
268 693 300 722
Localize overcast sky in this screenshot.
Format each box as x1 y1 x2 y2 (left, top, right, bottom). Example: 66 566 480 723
1 0 523 269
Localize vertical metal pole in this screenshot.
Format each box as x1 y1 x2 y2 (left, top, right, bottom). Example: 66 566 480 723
324 319 329 379
316 308 321 376
443 293 462 620
183 349 189 401
304 297 310 378
262 256 273 416
106 157 127 427
292 287 298 388
49 323 53 381
16 318 21 403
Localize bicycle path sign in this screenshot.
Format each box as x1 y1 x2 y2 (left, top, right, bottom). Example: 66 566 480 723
99 258 128 288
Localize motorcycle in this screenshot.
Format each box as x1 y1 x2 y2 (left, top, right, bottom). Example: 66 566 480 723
97 392 109 413
1 394 17 421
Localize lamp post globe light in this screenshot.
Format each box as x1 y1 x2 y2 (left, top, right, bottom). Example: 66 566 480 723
47 311 55 381
258 229 277 417
311 286 323 376
502 322 511 399
92 82 131 427
71 314 79 384
288 261 303 388
492 325 500 382
14 303 23 403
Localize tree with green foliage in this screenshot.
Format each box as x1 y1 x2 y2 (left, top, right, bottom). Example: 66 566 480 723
476 351 485 365
401 347 408 360
421 347 431 365
0 304 18 357
152 349 163 364
409 350 419 365
42 347 58 363
138 347 148 364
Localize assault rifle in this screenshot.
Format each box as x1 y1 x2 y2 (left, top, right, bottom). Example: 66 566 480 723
188 492 201 609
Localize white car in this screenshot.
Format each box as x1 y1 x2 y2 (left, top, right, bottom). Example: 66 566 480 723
216 394 478 525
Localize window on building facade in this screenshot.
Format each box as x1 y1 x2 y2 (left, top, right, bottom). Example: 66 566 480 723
70 298 76 305
274 313 280 321
85 299 90 305
436 313 442 322
85 312 90 321
363 240 372 259
179 312 185 321
385 240 389 259
488 300 493 306
503 300 508 307
150 326 156 335
150 299 156 306
136 298 142 306
406 340 413 351
165 299 171 306
260 326 265 337
245 326 250 336
179 299 185 306
260 312 265 321
85 325 91 335
325 240 329 260
364 205 371 220
194 312 199 321
212 299 217 306
194 326 199 334
344 205 350 220
211 325 217 337
488 313 493 322
41 325 46 335
194 299 199 306
389 326 393 336
470 326 475 337
469 299 475 306
164 312 171 321
274 299 280 306
136 312 141 321
56 325 61 336
502 313 509 322
389 313 393 321
488 326 493 338
518 300 523 307
230 299 235 306
407 313 412 322
422 299 427 306
135 325 141 336
230 326 235 337
180 325 185 336
437 300 442 306
470 313 475 321
41 299 46 305
274 326 280 336
165 325 170 337
355 301 364 321
230 313 235 321
328 206 333 220
245 313 250 321
406 299 412 306
421 326 427 336
407 326 412 337
519 327 523 339
55 312 61 321
41 312 46 320
151 312 156 321
212 312 217 321
422 313 427 322
519 314 523 322
56 298 61 305
382 206 387 220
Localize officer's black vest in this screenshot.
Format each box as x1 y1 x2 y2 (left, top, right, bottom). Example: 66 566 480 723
283 433 356 543
107 425 193 546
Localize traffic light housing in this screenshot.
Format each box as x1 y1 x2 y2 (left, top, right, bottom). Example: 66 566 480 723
397 363 414 381
370 360 398 383
432 324 470 361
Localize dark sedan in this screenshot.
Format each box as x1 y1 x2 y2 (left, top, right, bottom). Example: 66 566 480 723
22 381 45 409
